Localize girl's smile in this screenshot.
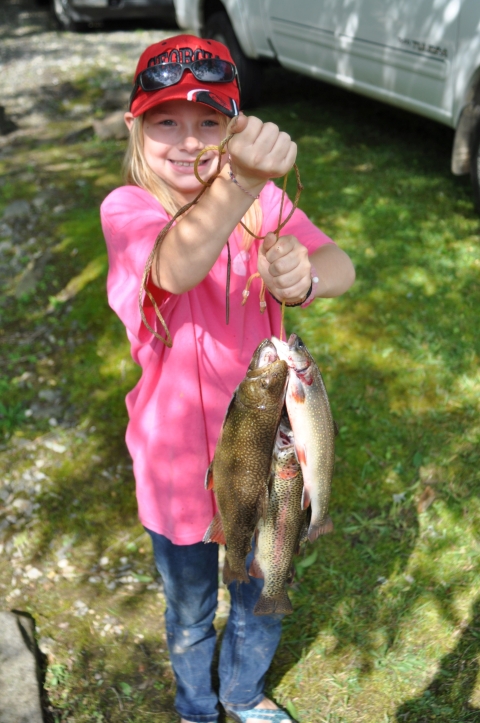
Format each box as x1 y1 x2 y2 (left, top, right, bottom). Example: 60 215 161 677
125 99 225 205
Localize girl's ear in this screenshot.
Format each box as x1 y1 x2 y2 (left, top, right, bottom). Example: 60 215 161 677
124 112 135 132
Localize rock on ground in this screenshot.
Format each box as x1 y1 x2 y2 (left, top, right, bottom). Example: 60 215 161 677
0 611 44 723
93 111 129 141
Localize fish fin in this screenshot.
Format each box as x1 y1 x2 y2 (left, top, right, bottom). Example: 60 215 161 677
254 590 293 616
204 462 214 491
296 444 307 466
203 512 226 545
333 419 339 436
307 515 334 542
301 485 311 511
248 555 264 579
257 484 269 521
298 525 308 547
290 376 305 403
267 470 274 495
223 556 250 586
286 566 295 585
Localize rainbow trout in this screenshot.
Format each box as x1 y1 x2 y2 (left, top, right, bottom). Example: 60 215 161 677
250 418 308 615
272 333 335 542
203 339 288 585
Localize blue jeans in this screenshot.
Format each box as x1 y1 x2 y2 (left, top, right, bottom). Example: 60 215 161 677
146 529 284 723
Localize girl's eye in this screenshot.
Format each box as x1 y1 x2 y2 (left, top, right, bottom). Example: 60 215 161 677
202 120 219 128
158 119 176 126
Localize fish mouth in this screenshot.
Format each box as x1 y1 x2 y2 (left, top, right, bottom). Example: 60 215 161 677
271 336 309 372
253 339 279 369
277 419 294 448
270 336 289 360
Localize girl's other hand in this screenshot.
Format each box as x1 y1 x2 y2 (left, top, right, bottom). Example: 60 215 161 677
226 113 297 189
258 232 311 304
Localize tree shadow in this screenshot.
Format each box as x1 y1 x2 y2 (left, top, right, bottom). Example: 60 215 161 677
395 593 480 722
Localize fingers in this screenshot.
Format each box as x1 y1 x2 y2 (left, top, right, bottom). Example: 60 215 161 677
265 234 307 269
268 243 308 279
227 116 297 180
262 231 278 252
258 235 311 303
226 111 248 136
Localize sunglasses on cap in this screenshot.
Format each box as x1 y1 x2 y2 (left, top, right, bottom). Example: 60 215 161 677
129 58 239 110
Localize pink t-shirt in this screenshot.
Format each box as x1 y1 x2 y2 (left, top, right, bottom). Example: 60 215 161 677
100 181 334 544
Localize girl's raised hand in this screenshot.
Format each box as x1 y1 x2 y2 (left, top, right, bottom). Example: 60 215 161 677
226 113 297 190
258 232 312 304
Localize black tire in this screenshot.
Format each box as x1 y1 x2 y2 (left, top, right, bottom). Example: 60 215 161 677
470 116 480 213
52 0 88 31
203 10 263 109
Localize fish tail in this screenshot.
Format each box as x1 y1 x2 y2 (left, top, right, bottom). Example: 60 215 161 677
307 515 334 542
254 590 293 616
223 556 250 586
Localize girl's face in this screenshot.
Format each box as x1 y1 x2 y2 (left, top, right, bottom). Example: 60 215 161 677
132 100 225 205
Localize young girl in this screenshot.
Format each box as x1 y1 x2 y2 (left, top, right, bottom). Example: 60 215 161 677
100 34 355 723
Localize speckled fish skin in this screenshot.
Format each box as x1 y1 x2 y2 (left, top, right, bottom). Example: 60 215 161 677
203 339 288 585
272 333 335 542
251 419 308 615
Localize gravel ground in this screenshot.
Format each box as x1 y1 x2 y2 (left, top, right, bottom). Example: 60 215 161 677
1 0 180 128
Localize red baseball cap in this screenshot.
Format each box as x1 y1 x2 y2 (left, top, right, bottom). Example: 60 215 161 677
129 34 240 118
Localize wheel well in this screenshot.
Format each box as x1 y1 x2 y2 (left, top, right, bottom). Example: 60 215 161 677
202 0 226 25
452 73 480 175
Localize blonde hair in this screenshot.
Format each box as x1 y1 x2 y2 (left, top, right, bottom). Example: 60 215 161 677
122 114 263 248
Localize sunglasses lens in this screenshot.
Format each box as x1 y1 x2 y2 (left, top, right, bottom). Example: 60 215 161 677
141 63 183 90
192 59 235 82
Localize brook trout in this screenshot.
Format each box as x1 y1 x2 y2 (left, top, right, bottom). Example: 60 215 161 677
203 339 288 585
272 333 335 542
250 418 308 615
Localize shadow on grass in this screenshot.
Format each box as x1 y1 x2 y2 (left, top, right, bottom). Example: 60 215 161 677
395 593 480 722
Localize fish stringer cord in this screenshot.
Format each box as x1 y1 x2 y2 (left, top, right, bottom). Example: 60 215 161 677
241 171 293 341
277 174 288 343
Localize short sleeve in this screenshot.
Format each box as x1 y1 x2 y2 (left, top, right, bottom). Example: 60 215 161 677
100 186 179 344
260 181 334 254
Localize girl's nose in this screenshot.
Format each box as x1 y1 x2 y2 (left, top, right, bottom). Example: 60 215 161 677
181 135 204 153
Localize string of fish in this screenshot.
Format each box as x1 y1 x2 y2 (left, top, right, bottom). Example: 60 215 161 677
139 132 304 348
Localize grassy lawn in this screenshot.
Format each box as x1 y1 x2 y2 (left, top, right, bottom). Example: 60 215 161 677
0 62 479 723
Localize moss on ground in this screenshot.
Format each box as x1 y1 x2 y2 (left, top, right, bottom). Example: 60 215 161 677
0 65 479 723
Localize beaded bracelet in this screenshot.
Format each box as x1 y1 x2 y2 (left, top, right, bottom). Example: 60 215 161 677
227 156 260 200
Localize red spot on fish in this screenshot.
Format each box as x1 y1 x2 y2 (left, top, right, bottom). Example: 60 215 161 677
297 365 314 386
277 464 298 481
290 379 305 403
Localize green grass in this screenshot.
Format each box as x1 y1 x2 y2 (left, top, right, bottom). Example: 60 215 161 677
0 66 479 722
